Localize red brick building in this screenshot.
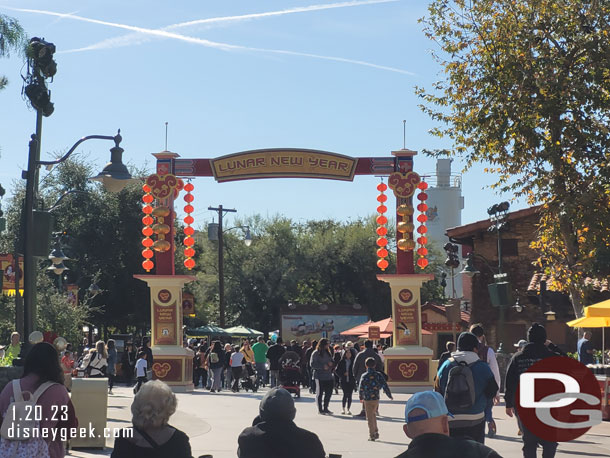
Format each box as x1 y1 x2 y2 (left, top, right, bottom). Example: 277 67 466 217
446 206 576 353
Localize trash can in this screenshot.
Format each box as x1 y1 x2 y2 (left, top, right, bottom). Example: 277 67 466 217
70 377 108 448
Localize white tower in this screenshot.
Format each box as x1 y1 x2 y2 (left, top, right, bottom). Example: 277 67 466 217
425 159 465 298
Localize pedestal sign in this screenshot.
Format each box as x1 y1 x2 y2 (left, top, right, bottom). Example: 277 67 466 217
134 275 195 392
368 326 381 340
378 273 435 393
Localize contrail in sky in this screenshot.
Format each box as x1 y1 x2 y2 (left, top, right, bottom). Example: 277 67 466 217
67 0 399 53
1 3 414 75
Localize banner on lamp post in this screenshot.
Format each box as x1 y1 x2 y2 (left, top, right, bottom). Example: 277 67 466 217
182 293 195 317
368 326 381 340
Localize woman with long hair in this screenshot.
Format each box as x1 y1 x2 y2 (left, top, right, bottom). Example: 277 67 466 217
336 346 356 414
0 343 78 458
82 340 108 378
207 340 225 392
310 338 335 414
107 339 117 394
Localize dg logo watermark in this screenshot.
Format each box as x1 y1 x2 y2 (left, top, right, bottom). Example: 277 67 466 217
516 356 602 442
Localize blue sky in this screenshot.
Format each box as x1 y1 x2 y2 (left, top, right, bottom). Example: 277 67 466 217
0 0 524 230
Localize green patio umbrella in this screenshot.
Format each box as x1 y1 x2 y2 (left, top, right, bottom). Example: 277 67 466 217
223 325 264 338
185 325 229 338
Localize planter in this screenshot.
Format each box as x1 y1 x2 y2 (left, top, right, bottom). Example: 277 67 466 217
0 366 24 393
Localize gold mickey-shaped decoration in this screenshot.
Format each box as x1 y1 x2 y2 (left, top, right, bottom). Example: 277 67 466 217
397 221 409 233
397 204 414 216
397 238 416 251
153 239 171 252
152 223 170 235
152 207 170 218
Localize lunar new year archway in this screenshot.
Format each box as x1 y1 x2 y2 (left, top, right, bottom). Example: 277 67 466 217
136 148 434 392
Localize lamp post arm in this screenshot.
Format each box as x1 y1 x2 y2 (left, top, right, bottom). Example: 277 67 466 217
471 253 497 275
223 225 249 234
38 131 120 166
47 190 88 212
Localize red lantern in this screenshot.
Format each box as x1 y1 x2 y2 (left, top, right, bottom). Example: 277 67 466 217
183 181 196 270
376 237 388 247
417 236 428 245
377 183 388 192
376 194 387 203
417 226 428 234
417 203 428 212
142 259 154 272
142 238 153 248
417 247 428 256
417 192 428 201
417 181 428 190
377 205 387 214
376 227 388 236
142 184 151 193
417 257 429 269
377 248 388 258
376 215 388 225
142 227 153 237
417 214 428 223
142 215 154 226
377 258 389 271
142 248 154 259
142 205 153 214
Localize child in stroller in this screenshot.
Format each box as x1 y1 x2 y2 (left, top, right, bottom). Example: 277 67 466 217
241 362 259 392
279 351 301 398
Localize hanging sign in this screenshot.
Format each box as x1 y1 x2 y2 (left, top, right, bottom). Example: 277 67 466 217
368 326 381 340
210 149 357 182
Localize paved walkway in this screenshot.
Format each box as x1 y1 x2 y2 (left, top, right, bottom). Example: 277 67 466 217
68 385 610 458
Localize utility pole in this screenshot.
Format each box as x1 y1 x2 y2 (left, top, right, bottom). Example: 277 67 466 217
208 205 236 327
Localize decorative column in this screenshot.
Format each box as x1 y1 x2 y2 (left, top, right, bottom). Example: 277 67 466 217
134 150 194 392
379 149 435 393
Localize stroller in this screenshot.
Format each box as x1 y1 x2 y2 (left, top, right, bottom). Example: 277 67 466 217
240 362 259 392
279 351 301 398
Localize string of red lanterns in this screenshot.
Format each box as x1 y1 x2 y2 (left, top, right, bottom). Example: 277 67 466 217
376 181 389 271
183 181 196 270
416 181 429 269
141 184 155 272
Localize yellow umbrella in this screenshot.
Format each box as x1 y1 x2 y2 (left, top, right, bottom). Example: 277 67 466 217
567 314 610 365
585 299 610 318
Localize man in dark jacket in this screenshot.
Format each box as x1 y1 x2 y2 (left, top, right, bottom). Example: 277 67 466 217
395 391 502 458
438 341 455 368
266 338 286 388
353 339 384 417
238 387 326 458
505 323 562 458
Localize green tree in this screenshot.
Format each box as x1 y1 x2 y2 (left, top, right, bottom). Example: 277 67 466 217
0 154 150 338
0 14 27 91
418 0 610 317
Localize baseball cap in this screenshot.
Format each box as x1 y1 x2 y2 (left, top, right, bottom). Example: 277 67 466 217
514 339 527 348
405 391 453 423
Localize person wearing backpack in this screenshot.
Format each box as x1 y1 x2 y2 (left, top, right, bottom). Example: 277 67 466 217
435 332 498 444
81 340 108 378
0 342 78 458
470 324 501 438
207 340 225 392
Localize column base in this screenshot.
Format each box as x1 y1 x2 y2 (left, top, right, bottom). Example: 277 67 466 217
151 346 194 392
384 346 437 393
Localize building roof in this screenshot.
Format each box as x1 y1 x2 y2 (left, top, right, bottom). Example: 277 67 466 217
528 272 609 294
421 303 470 324
446 206 541 241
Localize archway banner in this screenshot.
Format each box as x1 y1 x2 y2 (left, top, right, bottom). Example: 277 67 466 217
209 149 358 182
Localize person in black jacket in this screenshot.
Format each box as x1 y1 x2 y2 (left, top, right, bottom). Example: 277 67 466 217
305 340 317 393
237 387 325 458
266 338 286 388
505 323 562 458
335 346 356 414
438 341 455 368
395 391 502 458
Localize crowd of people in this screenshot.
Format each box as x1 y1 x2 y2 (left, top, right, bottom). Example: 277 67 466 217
0 321 600 457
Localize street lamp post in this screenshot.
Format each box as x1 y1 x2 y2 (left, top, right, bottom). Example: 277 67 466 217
21 130 133 354
207 205 252 327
